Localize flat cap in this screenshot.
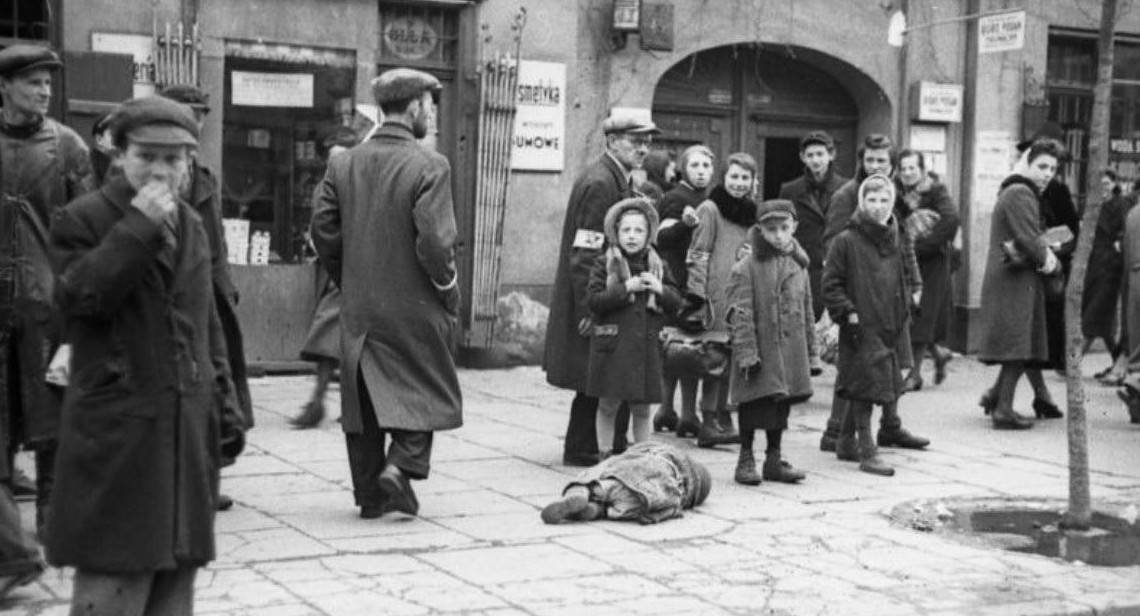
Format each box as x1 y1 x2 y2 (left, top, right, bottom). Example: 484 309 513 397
602 107 660 135
371 68 441 105
800 130 834 152
756 199 797 222
110 96 199 147
159 83 210 112
0 45 61 77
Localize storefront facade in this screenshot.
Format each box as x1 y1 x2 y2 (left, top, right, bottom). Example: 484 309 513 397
56 0 1140 360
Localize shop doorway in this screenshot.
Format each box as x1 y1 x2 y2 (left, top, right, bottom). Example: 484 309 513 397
652 44 859 191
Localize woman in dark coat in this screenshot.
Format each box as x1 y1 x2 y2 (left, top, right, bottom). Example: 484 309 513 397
976 140 1067 429
1082 170 1133 374
652 145 714 436
896 150 960 388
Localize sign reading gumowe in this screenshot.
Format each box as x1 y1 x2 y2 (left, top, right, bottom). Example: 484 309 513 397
512 61 566 172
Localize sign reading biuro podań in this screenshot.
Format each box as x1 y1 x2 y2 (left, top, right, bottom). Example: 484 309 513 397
978 10 1026 54
512 61 566 172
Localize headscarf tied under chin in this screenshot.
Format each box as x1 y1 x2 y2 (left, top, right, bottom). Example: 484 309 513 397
603 197 666 312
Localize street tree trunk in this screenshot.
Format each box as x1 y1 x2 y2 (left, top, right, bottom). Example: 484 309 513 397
1063 0 1118 531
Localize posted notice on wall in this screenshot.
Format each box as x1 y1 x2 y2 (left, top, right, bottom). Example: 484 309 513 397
231 71 314 108
967 130 1015 307
978 10 1025 54
91 32 156 98
511 60 566 172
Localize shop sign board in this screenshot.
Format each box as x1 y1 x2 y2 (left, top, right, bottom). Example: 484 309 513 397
91 32 155 98
914 82 963 123
978 10 1025 54
231 71 314 108
613 0 640 32
382 15 439 60
511 61 566 172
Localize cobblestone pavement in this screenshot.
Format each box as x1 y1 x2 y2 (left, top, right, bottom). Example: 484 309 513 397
5 358 1140 616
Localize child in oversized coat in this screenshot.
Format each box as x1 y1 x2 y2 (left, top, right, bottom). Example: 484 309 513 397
726 199 816 485
822 174 922 477
586 198 683 454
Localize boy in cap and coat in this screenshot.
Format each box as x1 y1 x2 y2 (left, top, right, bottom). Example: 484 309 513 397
46 95 240 615
543 108 659 466
0 45 94 580
311 68 462 519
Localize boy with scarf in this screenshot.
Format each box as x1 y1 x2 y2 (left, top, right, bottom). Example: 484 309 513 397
822 175 921 477
586 198 682 453
727 199 816 485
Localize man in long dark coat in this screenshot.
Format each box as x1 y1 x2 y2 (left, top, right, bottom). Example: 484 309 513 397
543 110 658 466
311 68 462 519
0 46 94 576
47 95 239 615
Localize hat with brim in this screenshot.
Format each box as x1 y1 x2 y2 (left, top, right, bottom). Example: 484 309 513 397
757 199 797 222
372 68 442 105
158 83 211 114
603 107 661 135
110 95 200 147
0 45 62 77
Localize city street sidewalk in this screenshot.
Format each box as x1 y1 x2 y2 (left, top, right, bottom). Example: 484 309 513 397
5 359 1140 615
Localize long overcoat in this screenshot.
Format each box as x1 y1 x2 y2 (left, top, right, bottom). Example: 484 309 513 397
904 176 960 345
311 122 462 433
976 176 1053 365
45 176 233 572
1082 193 1133 341
1119 203 1140 357
822 215 916 404
686 195 753 338
189 161 253 429
726 230 816 406
0 118 94 478
543 154 630 391
778 168 847 319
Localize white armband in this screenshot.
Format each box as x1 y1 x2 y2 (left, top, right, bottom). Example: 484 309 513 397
572 229 605 250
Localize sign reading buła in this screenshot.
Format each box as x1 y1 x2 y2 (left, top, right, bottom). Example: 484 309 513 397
512 61 566 172
979 10 1026 54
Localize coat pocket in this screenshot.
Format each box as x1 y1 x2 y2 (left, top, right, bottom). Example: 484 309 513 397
592 323 619 352
72 357 152 419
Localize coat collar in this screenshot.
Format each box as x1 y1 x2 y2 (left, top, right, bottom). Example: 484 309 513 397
748 225 810 268
600 153 631 192
372 122 417 142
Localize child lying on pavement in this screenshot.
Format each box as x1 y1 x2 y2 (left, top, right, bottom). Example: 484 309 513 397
540 441 711 524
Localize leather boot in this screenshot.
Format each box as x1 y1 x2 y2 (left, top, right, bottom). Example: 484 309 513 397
991 407 1034 430
762 450 805 483
857 421 894 477
697 411 733 448
717 410 741 445
819 430 838 452
653 405 679 432
835 434 859 462
675 417 701 438
734 449 762 485
877 428 930 449
290 401 325 429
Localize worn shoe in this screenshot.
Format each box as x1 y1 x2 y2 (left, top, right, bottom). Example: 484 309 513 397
932 345 953 385
540 493 591 524
0 564 43 603
378 467 419 516
697 412 734 448
992 408 1034 430
216 493 234 511
360 504 386 519
562 452 600 467
734 450 762 486
675 417 701 438
877 428 930 450
762 453 805 483
902 372 924 392
819 431 838 452
859 455 895 477
289 401 325 429
1032 398 1063 419
717 410 741 445
653 406 679 432
979 391 997 416
835 435 860 462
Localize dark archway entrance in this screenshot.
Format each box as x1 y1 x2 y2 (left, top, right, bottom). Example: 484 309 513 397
652 44 860 198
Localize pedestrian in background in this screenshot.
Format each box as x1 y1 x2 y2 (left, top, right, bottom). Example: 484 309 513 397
586 198 681 454
823 174 921 477
543 109 659 467
976 140 1066 429
653 145 714 437
47 95 238 616
727 199 815 485
311 68 463 519
0 45 94 549
641 149 676 195
687 152 758 447
896 149 959 389
1082 169 1133 380
778 131 847 324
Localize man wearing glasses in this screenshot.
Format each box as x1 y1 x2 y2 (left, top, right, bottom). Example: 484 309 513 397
543 108 659 467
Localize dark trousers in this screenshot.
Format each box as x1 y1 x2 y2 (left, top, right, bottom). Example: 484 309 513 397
70 565 196 616
826 397 901 434
564 392 629 458
345 372 433 508
0 483 40 577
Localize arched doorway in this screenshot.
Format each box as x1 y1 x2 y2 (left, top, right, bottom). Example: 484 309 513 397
653 44 860 199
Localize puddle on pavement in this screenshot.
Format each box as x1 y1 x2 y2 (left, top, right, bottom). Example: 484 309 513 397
968 508 1140 567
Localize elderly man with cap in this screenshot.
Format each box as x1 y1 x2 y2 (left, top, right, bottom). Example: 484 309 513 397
159 83 251 511
311 67 461 519
0 44 94 592
45 95 239 615
543 108 659 467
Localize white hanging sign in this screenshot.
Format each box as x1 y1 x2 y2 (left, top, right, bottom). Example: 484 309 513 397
91 32 156 98
979 11 1026 54
231 71 314 108
511 61 566 172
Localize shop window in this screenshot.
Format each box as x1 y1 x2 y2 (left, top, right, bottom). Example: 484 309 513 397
378 4 459 69
0 0 49 41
